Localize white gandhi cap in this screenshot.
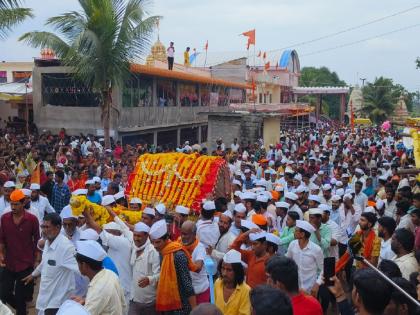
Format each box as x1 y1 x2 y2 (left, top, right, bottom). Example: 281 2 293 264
57 300 90 315
103 222 121 231
79 228 100 241
30 183 40 190
76 240 106 262
296 220 316 233
223 249 242 264
175 205 189 215
149 220 168 240
101 195 115 206
134 222 150 233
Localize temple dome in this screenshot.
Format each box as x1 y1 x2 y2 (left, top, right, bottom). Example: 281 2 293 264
146 40 167 66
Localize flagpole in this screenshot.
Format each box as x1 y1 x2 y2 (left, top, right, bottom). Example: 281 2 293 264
204 50 208 68
253 45 256 67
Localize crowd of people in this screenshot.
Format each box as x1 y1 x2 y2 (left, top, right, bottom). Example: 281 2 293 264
0 125 420 315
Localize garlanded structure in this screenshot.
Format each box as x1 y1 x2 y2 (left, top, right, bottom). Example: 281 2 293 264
126 153 231 214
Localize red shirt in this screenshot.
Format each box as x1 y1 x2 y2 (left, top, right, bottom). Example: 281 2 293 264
292 292 323 315
0 212 40 272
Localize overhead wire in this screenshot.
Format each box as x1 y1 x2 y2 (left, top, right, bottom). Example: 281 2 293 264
264 4 420 54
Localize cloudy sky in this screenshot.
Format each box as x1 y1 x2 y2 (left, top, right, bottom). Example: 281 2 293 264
2 0 420 91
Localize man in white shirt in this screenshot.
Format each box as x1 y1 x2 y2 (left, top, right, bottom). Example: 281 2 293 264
129 222 160 315
1 189 43 224
378 216 396 263
181 221 210 304
230 138 240 153
207 211 236 263
73 240 126 315
60 206 81 246
353 181 368 212
320 205 339 259
83 211 132 312
22 213 79 315
0 181 14 216
196 201 220 248
391 228 418 280
286 220 323 296
384 190 397 219
396 200 415 233
339 194 362 245
230 203 246 236
30 183 55 218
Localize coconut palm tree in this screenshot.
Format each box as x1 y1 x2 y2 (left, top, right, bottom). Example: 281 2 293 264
20 0 159 148
0 0 33 39
361 77 396 124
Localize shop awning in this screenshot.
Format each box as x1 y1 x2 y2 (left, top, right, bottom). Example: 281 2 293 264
0 83 32 101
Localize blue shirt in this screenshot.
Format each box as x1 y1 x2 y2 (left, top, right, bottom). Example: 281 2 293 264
51 183 71 213
103 256 119 276
87 192 102 205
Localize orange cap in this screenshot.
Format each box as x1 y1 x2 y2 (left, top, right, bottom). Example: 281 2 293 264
252 214 267 226
271 191 280 201
367 200 376 207
10 189 25 202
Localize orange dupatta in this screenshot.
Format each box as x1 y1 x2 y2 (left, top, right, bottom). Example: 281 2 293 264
156 241 198 312
335 230 376 273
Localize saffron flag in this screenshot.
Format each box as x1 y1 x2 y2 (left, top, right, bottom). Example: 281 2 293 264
264 61 270 71
204 40 208 51
257 51 261 57
242 29 255 50
31 162 41 184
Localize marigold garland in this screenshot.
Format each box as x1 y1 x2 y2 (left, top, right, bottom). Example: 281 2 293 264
125 153 229 213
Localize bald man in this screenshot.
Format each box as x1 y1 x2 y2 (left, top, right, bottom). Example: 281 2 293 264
180 221 210 304
190 303 222 315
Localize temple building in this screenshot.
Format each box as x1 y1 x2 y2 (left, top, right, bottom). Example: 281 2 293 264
392 95 410 126
31 40 249 147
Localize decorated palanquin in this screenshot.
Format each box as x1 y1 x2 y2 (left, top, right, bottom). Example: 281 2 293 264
125 153 231 214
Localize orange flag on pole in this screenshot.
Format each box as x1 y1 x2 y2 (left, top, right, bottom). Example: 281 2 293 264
204 40 208 51
242 29 255 50
264 61 270 70
31 162 41 184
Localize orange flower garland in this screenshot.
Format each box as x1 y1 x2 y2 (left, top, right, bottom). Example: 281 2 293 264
125 153 229 213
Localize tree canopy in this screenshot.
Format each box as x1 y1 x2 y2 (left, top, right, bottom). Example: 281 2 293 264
361 77 397 124
20 0 160 148
0 0 33 39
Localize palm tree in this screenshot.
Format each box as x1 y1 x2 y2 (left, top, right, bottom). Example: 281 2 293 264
361 77 397 124
0 0 33 39
20 0 160 148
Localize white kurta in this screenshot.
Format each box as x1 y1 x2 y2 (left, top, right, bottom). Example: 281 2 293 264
196 219 220 248
85 269 126 315
211 231 236 263
130 241 160 304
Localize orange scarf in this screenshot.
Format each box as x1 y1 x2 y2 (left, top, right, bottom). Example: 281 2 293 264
360 229 376 260
177 237 199 257
336 230 376 273
156 241 198 311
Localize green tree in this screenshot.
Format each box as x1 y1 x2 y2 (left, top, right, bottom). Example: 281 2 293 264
361 77 397 124
0 0 33 39
299 66 347 119
20 0 159 148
